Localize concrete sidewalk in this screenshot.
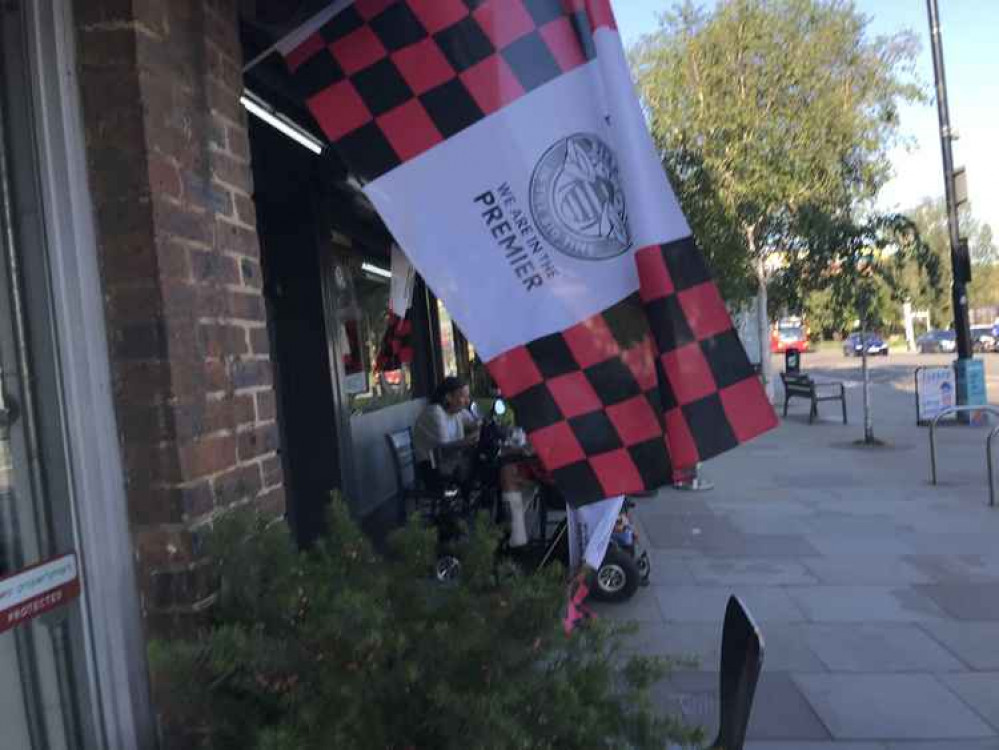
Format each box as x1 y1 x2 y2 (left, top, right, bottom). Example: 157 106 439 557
608 375 999 749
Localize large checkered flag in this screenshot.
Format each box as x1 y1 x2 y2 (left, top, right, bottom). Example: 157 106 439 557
274 0 777 508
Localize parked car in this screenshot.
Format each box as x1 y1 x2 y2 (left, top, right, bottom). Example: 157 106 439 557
843 332 889 357
971 325 998 353
916 329 957 354
770 321 809 353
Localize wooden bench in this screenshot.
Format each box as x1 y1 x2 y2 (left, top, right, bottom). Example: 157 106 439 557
780 373 847 424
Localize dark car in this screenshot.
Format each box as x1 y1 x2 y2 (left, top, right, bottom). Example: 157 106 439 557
843 332 889 357
916 329 957 354
971 325 997 353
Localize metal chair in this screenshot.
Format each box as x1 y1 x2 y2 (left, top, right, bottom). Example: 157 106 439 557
386 428 466 519
709 596 765 750
386 428 434 518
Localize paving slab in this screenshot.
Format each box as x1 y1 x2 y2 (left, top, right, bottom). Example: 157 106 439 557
805 534 917 557
697 532 823 558
708 499 819 517
904 555 999 583
686 557 819 586
919 621 999 670
939 673 999 732
793 674 995 740
640 513 739 551
884 741 999 750
802 556 932 585
749 671 835 741
757 624 830 672
914 583 999 621
801 515 912 536
905 534 999 556
656 671 832 742
589 586 663 623
617 620 720 667
901 513 999 535
724 512 814 535
642 514 742 549
800 624 967 673
747 743 999 750
653 585 807 624
632 495 715 517
785 585 950 623
619 620 827 672
640 553 696 584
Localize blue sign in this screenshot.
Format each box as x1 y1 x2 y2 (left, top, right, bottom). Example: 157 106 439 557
956 359 987 406
955 359 989 425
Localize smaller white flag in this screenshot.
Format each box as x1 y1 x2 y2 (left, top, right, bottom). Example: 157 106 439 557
567 495 625 571
389 244 415 317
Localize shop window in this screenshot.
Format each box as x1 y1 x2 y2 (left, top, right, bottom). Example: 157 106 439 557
434 299 494 396
334 260 414 415
466 341 494 398
436 299 459 378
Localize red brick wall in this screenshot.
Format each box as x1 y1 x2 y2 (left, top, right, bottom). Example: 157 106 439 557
74 0 285 630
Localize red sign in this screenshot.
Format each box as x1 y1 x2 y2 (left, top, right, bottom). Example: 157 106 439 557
0 553 80 634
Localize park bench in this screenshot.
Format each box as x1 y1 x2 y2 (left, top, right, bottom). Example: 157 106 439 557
780 372 847 424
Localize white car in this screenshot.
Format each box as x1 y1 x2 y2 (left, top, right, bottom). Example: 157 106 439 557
916 330 957 354
971 325 997 353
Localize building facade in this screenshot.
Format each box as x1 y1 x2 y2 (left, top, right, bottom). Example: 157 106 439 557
1 1 466 747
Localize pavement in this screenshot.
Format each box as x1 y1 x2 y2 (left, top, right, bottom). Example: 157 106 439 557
605 350 999 749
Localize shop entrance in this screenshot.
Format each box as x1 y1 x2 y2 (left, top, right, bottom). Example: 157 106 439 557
251 119 345 547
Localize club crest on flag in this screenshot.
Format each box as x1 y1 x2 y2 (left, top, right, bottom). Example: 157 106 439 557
530 133 630 261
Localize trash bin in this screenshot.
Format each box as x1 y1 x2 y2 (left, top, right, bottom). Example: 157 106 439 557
785 348 801 375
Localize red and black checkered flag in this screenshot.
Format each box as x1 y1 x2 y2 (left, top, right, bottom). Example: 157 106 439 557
274 0 777 507
374 311 414 373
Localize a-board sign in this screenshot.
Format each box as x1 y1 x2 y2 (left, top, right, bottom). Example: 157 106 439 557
0 553 80 634
916 366 956 424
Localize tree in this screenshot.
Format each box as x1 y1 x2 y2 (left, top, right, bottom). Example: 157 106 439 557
905 197 999 323
801 273 900 339
779 209 939 443
969 263 999 310
631 0 924 391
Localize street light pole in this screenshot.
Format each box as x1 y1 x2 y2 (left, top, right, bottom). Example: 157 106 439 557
926 0 973 362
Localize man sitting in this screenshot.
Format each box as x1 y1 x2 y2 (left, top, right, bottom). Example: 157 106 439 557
413 377 531 547
413 376 480 489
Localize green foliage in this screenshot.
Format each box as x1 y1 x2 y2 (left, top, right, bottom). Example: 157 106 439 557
772 208 940 333
150 496 700 750
631 0 924 310
904 197 999 323
969 263 999 310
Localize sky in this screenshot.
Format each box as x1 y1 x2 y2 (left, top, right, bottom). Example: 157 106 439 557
611 0 999 234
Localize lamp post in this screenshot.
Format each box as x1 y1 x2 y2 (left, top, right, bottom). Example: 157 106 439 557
926 0 972 362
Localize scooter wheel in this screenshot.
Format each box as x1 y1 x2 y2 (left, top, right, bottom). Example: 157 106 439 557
635 550 652 584
590 547 640 603
435 554 462 583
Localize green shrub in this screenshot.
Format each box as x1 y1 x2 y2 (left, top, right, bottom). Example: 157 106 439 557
150 495 701 749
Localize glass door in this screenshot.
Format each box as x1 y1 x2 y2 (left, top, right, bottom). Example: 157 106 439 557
0 4 96 747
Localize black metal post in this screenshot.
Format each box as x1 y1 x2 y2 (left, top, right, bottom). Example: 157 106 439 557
926 0 973 362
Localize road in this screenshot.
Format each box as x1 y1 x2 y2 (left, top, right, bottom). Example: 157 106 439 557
782 349 999 403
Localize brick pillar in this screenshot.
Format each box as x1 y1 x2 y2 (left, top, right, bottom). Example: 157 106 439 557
73 0 285 631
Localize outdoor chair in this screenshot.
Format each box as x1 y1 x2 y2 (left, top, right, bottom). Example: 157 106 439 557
709 596 765 750
780 372 847 424
385 428 451 520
